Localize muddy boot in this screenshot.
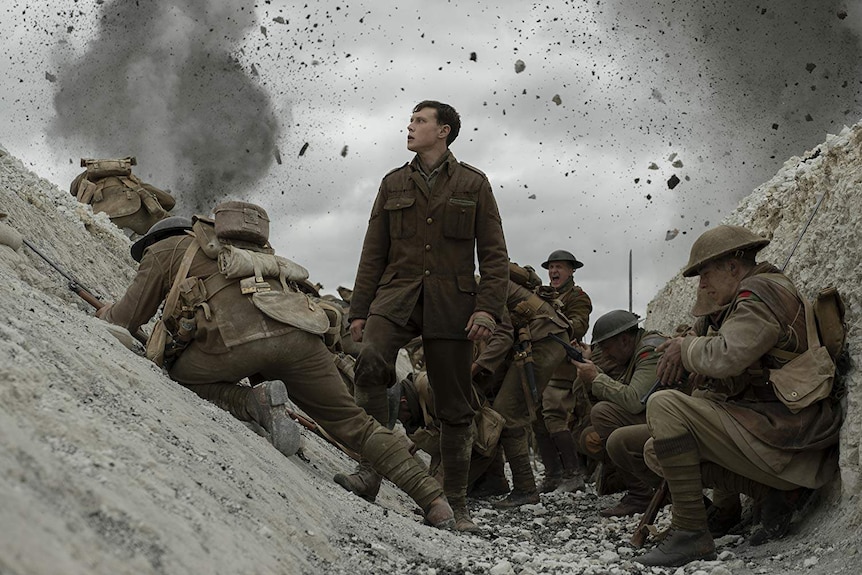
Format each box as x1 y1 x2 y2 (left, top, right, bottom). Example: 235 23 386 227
750 487 811 545
551 431 585 493
333 461 382 502
636 528 716 567
535 427 562 493
440 423 478 532
494 427 539 508
360 427 454 529
190 382 301 457
600 490 654 517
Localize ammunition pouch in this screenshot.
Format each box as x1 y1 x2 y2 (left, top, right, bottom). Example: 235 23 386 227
511 293 546 328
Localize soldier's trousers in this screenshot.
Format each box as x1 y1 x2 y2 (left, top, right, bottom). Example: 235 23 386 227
360 304 475 427
168 326 443 508
644 390 830 491
579 401 646 460
540 382 575 434
494 337 565 429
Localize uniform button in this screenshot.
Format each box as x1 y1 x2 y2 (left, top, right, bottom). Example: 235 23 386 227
424 270 431 276
425 244 431 251
426 217 433 224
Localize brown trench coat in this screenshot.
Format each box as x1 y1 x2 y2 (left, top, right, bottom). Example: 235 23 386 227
680 263 842 481
349 151 509 339
548 277 592 382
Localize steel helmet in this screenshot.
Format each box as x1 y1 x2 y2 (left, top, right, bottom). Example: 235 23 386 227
591 310 641 344
541 249 584 270
682 225 769 277
130 215 193 262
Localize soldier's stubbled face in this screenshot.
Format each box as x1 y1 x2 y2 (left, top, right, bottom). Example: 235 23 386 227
547 261 575 289
407 108 448 154
697 259 743 306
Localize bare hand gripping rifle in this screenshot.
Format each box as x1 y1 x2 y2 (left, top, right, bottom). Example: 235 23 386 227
22 238 148 345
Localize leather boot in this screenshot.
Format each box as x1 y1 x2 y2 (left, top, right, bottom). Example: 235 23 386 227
600 489 654 517
636 528 716 567
550 431 585 493
494 427 539 508
333 461 382 502
750 487 811 545
706 489 742 537
440 423 479 532
190 382 301 457
358 427 454 529
535 427 563 493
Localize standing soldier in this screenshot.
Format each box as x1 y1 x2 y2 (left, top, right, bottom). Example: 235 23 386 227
99 203 455 530
638 225 842 567
342 100 509 532
473 278 573 507
535 250 592 492
570 310 667 516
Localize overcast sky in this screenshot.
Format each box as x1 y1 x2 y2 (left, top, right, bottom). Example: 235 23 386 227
2 0 861 337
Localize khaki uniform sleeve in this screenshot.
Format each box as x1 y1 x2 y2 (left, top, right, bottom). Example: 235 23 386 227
102 254 168 333
349 186 389 322
681 298 782 378
591 350 660 414
565 289 592 341
474 308 514 374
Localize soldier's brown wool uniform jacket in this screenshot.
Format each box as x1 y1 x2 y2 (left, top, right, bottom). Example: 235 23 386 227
104 234 293 354
473 281 571 375
549 277 592 382
349 151 509 339
680 262 842 482
591 329 666 415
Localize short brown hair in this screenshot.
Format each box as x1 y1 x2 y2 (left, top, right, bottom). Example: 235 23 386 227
413 100 461 146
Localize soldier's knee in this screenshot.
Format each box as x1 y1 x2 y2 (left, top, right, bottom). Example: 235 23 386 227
354 347 396 389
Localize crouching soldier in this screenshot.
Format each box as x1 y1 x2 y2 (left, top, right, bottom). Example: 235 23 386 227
638 225 843 567
98 202 454 529
70 156 176 236
570 310 667 517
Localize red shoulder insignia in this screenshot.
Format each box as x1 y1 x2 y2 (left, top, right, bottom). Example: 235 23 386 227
738 290 754 299
638 351 651 361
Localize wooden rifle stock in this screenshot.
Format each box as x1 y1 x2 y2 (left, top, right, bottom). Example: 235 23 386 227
630 479 669 548
286 407 360 462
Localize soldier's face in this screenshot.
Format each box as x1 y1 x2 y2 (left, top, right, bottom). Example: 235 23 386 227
547 261 574 288
697 260 739 305
407 107 448 153
601 332 634 365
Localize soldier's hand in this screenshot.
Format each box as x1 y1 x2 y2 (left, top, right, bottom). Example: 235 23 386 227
573 341 592 361
349 318 366 342
656 337 685 386
465 311 496 341
572 358 598 384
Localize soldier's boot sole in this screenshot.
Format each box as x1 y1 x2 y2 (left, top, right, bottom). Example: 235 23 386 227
424 496 456 530
250 382 301 457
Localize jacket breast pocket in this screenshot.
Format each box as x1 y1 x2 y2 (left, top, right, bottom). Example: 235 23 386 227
383 194 416 239
443 196 477 239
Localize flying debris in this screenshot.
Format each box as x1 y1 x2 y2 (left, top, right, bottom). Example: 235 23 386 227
667 174 681 189
552 94 562 106
514 60 526 73
274 148 282 165
250 64 259 77
648 162 659 170
672 159 683 168
299 142 309 157
528 194 536 199
650 88 665 103
45 72 56 83
665 229 679 241
806 62 816 73
470 52 477 62
340 145 348 157
261 26 267 38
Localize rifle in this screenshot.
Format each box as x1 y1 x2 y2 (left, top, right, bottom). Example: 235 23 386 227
23 238 148 345
514 327 539 404
548 332 585 363
639 379 662 405
630 479 669 548
286 406 360 462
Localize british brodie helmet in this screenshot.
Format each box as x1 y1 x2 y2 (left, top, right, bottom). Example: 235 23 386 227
130 215 193 262
591 310 641 344
682 225 770 278
541 249 584 270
